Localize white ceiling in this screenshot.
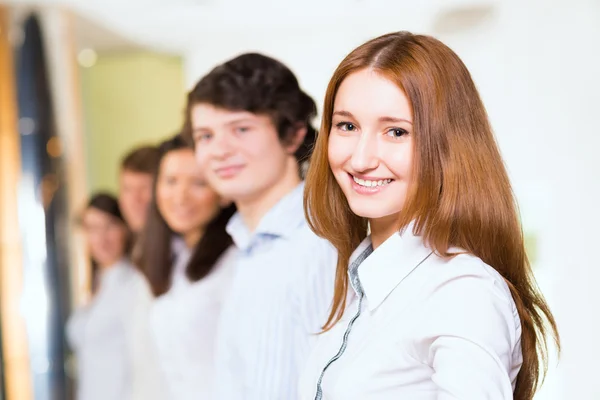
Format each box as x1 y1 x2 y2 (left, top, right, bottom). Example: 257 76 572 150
6 0 499 53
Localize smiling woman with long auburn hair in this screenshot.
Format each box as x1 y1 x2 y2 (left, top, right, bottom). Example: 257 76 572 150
301 31 560 400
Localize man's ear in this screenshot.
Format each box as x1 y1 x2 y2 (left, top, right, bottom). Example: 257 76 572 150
284 124 307 155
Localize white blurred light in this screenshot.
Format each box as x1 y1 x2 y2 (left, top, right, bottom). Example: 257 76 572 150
32 356 50 374
78 48 98 68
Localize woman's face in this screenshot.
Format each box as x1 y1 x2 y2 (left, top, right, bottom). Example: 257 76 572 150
155 148 221 244
82 207 128 267
328 69 415 223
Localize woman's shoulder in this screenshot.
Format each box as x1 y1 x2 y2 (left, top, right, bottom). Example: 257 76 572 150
181 245 238 300
201 245 238 278
217 245 238 267
434 250 511 292
66 304 90 350
114 259 154 298
426 250 520 327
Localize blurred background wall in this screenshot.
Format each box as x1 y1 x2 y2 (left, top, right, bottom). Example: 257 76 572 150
81 52 185 193
0 0 598 398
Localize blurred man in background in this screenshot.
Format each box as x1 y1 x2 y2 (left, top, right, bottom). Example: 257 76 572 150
187 53 337 400
118 145 160 234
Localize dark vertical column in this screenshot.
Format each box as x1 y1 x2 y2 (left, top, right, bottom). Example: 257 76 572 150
14 14 73 400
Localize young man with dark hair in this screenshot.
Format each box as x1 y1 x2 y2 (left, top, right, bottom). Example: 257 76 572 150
118 145 160 234
186 53 336 400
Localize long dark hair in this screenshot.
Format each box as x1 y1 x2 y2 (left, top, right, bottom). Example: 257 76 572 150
135 134 235 296
80 193 130 292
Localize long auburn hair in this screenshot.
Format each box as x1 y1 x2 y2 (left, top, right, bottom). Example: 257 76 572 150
304 31 559 400
135 134 235 296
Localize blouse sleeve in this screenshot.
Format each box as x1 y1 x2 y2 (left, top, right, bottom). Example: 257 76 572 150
415 271 522 400
121 270 167 400
66 306 88 352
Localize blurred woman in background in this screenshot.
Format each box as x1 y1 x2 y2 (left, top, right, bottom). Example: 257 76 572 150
136 134 236 400
67 193 164 400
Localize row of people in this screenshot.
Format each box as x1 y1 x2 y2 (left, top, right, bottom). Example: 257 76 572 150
68 31 560 400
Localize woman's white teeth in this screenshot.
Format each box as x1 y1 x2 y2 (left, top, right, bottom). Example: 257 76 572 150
352 176 392 187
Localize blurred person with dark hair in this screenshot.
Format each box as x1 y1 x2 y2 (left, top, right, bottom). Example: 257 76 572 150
67 193 164 400
135 134 236 399
186 53 336 400
119 145 160 234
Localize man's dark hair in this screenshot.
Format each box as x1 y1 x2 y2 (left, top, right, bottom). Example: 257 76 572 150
184 53 317 164
120 145 160 175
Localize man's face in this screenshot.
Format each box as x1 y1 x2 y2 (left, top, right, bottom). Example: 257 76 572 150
190 104 294 204
118 170 153 233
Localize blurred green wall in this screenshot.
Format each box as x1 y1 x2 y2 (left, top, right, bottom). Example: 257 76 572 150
80 52 186 194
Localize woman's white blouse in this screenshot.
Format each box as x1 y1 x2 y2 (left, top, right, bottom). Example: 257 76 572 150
149 239 237 400
67 259 165 400
299 228 523 400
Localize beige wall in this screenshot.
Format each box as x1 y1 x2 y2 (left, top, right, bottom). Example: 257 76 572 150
81 52 186 194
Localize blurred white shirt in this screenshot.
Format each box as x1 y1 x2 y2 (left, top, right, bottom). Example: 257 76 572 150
67 259 165 400
299 226 523 400
149 237 237 400
214 183 338 400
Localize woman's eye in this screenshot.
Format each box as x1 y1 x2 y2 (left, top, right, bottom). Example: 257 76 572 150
386 128 408 138
336 122 356 132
